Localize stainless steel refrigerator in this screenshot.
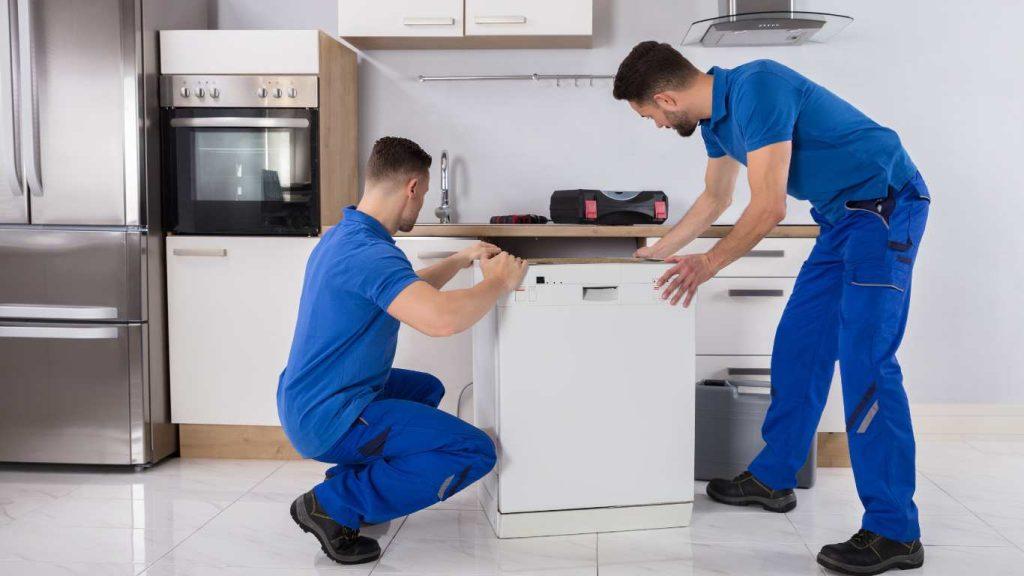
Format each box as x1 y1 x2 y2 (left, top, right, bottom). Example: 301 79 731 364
0 0 208 465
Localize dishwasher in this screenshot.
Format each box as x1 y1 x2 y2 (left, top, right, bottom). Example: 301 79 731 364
472 259 695 538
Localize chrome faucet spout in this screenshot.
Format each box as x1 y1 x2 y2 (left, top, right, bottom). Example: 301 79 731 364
435 150 452 224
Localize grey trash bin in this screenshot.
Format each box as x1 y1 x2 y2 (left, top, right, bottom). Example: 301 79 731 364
695 379 816 489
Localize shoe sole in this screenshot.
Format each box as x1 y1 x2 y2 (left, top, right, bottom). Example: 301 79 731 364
816 548 924 575
290 496 381 565
706 487 797 513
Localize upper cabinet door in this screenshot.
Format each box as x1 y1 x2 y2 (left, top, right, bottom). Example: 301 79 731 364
23 0 134 226
465 0 592 37
339 0 464 38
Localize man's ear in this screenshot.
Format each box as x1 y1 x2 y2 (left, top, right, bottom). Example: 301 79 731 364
653 92 677 110
405 177 419 198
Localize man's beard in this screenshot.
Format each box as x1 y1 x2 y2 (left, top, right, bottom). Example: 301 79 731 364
666 110 698 138
398 218 416 233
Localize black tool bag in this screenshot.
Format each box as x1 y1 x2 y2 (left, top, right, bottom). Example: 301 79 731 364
549 189 669 225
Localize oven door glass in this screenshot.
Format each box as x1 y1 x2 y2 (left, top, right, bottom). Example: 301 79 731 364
164 108 319 236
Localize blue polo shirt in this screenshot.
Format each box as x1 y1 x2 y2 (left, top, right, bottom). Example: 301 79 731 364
699 60 918 224
277 207 421 458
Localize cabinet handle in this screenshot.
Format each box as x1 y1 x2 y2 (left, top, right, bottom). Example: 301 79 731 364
728 289 784 298
728 367 771 377
0 326 119 340
418 251 457 260
172 248 227 258
402 17 456 26
475 15 528 25
744 250 785 258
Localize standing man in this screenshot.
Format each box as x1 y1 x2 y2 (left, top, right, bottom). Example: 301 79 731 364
278 137 528 565
614 42 929 575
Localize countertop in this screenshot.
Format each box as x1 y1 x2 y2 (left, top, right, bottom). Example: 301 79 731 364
399 224 819 238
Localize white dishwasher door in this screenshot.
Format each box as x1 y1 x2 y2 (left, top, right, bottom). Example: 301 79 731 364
494 263 695 514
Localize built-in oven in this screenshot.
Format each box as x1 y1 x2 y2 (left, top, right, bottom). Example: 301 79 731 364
160 75 320 236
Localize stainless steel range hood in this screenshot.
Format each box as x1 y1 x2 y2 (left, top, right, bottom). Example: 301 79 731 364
683 0 853 47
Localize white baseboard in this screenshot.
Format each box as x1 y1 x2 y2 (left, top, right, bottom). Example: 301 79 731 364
817 403 1024 435
910 404 1024 434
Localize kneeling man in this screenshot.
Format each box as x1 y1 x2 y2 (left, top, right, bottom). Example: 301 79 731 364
278 137 527 564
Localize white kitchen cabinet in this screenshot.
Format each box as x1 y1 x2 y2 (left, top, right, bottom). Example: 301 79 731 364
338 0 463 38
339 0 593 48
464 0 592 37
394 238 480 415
167 236 316 425
681 238 813 278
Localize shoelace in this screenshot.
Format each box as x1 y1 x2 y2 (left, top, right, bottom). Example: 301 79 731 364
732 471 752 482
330 526 359 547
850 529 877 548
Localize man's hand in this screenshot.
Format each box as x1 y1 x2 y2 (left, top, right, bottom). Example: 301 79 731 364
480 251 528 292
656 253 718 308
455 241 501 268
634 245 658 260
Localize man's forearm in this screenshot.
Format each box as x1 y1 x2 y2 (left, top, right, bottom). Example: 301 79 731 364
417 255 468 290
706 202 784 272
435 277 507 335
651 191 731 258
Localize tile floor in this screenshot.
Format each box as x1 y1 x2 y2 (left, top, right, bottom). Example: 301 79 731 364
2 434 1023 575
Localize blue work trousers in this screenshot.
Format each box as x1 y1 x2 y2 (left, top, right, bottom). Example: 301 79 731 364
750 173 930 542
313 369 496 528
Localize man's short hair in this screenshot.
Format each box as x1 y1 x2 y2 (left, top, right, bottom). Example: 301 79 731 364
613 41 702 103
366 136 432 184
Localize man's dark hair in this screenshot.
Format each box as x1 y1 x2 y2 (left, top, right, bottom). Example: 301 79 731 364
613 41 702 103
366 136 432 183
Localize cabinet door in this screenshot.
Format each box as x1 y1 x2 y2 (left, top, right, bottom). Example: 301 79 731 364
680 238 814 278
339 0 464 38
167 236 316 425
394 238 479 416
465 0 592 36
696 277 793 355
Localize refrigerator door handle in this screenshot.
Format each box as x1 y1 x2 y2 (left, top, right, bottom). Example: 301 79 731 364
0 304 119 320
0 325 119 340
0 0 22 197
16 0 40 198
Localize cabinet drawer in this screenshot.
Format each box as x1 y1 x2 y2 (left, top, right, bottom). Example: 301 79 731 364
696 355 772 384
667 238 814 278
696 277 792 355
465 0 592 37
339 0 464 38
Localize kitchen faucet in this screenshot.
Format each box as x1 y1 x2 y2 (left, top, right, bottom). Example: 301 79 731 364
434 150 452 224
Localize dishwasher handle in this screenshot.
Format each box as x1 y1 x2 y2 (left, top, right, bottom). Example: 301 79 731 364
582 286 618 302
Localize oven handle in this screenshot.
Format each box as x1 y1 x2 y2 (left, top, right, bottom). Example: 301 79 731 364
169 117 310 129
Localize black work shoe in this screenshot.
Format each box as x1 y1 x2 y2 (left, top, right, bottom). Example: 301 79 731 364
817 529 924 575
290 491 381 565
706 471 797 513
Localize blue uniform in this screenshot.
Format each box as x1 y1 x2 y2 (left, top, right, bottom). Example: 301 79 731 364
278 207 495 528
701 61 929 542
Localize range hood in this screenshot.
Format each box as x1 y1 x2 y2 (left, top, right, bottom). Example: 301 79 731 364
683 0 853 47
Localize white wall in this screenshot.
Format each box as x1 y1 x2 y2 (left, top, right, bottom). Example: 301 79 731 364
215 0 1024 406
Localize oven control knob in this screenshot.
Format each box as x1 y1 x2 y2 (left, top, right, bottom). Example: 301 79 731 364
209 88 220 99
256 87 268 98
195 87 206 98
287 88 298 98
272 88 283 99
179 87 191 98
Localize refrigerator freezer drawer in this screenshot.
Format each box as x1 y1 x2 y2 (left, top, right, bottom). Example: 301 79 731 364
0 227 145 322
0 321 145 465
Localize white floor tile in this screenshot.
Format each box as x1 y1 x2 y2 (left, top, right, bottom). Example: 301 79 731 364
0 522 190 565
398 509 496 541
599 541 823 576
373 534 596 575
165 501 402 570
0 560 145 576
788 512 1012 550
598 512 803 551
141 559 373 576
22 494 230 532
910 546 1024 575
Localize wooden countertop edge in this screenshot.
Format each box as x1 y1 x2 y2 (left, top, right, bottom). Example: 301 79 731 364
399 224 819 239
